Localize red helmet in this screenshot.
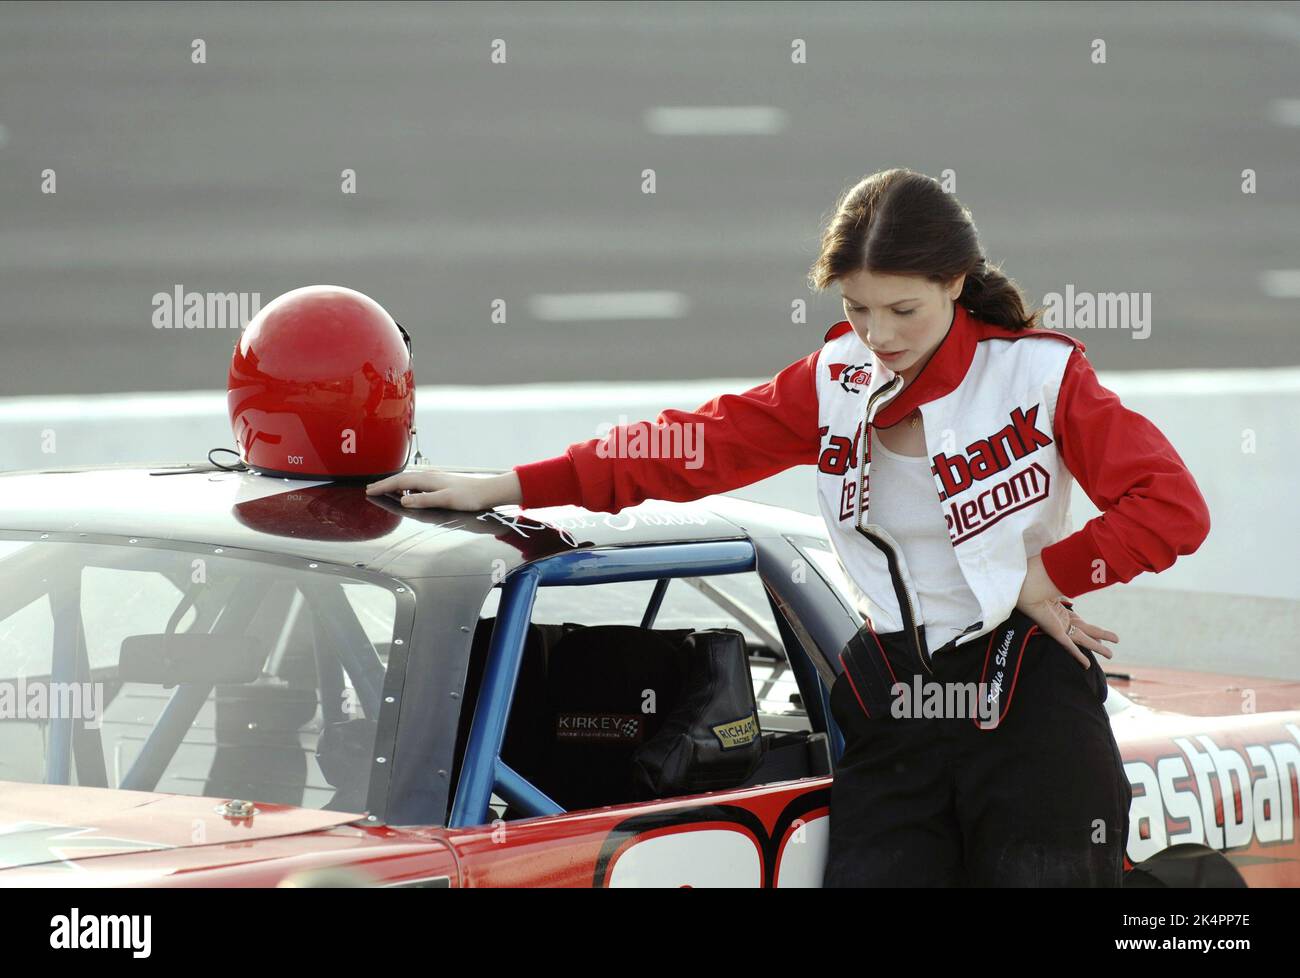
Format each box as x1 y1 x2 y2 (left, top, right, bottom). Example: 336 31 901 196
228 285 415 480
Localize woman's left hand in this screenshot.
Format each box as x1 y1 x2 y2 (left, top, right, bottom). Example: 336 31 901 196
1016 555 1118 668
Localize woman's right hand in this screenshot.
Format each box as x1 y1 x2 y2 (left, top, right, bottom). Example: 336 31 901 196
365 469 522 511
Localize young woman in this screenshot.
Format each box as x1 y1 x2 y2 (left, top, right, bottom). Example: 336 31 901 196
366 168 1211 887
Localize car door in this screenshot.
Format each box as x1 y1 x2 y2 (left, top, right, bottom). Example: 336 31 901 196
443 537 858 886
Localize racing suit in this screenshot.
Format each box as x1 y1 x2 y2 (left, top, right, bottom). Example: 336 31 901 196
513 303 1211 886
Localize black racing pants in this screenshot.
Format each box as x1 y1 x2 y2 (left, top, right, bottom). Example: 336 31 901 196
823 607 1133 887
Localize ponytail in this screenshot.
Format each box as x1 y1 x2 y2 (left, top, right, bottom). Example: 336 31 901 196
958 260 1039 331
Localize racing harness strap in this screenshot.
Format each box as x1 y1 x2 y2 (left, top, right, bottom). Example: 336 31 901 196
969 609 1040 730
837 605 1054 730
837 625 898 721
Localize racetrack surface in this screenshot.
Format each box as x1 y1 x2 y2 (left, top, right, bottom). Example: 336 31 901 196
1 1 1298 397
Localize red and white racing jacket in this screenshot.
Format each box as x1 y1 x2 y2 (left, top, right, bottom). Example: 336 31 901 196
514 304 1211 652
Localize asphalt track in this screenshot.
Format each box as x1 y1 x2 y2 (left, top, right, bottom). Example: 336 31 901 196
1 1 1299 398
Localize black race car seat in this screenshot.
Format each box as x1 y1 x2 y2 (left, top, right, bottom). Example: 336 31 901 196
517 623 692 812
629 628 764 799
511 624 764 811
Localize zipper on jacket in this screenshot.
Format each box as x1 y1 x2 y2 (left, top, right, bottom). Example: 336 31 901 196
862 374 902 429
854 374 932 675
857 524 933 675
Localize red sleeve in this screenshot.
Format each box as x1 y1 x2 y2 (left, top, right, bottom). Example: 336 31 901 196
1039 348 1211 598
513 349 823 513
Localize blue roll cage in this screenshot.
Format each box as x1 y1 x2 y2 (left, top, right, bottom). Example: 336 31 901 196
447 540 842 828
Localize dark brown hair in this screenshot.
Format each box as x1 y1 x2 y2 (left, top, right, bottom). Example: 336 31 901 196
808 168 1038 331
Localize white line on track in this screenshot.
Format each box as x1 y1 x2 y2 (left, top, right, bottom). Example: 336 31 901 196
643 106 787 136
1259 270 1300 298
3 368 1300 424
1267 98 1300 127
527 291 689 322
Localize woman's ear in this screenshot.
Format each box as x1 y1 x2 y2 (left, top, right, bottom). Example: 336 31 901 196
946 273 967 301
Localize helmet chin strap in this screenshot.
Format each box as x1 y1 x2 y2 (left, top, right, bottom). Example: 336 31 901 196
408 425 425 467
207 447 249 472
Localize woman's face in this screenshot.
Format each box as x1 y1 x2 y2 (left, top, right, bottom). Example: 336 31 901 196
838 269 965 383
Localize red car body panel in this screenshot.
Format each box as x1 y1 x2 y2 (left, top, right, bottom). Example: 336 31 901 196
1114 666 1300 716
0 782 355 862
2 664 1297 888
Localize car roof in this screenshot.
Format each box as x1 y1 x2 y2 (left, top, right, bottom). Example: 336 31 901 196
0 462 826 578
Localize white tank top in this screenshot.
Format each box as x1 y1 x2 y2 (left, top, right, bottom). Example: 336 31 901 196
868 435 983 653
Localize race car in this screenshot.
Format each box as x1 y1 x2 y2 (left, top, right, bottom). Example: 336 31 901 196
0 461 1295 887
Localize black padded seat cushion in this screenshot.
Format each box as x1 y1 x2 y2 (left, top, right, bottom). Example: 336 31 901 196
630 628 764 799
